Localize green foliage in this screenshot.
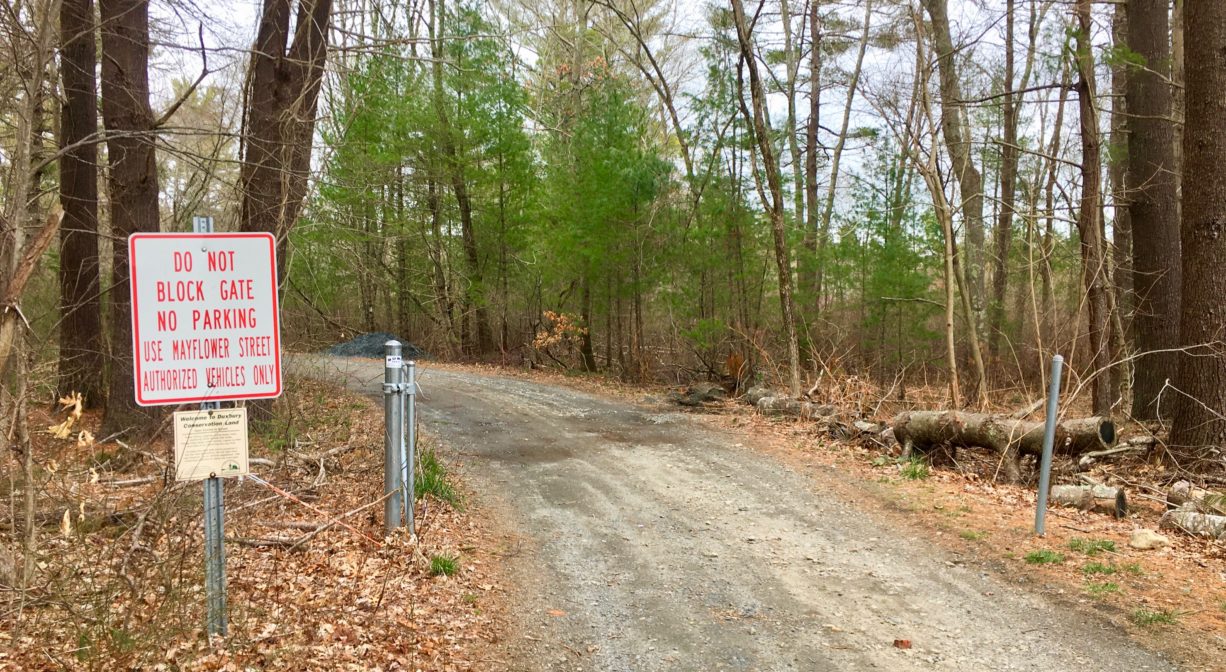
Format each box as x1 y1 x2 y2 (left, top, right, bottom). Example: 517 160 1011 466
1085 582 1120 597
1122 562 1145 575
416 443 459 506
1068 538 1116 557
430 554 459 577
959 530 987 541
1024 550 1065 565
899 458 930 480
1130 608 1177 627
1082 562 1117 576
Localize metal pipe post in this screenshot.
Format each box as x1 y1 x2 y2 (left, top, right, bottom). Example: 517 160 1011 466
1035 354 1065 536
405 360 417 537
203 474 227 636
383 341 404 532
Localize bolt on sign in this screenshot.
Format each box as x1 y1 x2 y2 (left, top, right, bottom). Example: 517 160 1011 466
128 232 282 405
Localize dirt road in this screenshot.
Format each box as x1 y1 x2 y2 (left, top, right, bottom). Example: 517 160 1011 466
296 357 1177 671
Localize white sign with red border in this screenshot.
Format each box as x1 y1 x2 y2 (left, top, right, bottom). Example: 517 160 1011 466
129 232 283 406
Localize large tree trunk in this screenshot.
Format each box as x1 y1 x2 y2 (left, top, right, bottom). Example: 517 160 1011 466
1074 0 1113 417
99 0 160 434
988 0 1018 362
731 0 802 397
239 0 333 271
57 0 104 407
1126 0 1181 421
1170 0 1226 467
922 0 987 368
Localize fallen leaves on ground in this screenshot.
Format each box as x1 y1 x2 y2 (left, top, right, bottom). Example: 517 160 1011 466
2 377 506 671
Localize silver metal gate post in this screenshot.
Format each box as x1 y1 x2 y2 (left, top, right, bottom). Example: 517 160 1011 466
1035 354 1064 536
405 360 417 537
384 341 404 532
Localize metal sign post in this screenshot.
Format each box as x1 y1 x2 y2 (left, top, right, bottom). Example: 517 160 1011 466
193 216 228 637
201 401 226 637
383 341 404 532
129 214 282 638
403 360 417 537
1035 354 1064 536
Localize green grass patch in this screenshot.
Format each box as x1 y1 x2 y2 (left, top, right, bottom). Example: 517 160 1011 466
1085 582 1120 597
959 530 987 541
1024 549 1065 565
899 458 930 480
1068 538 1116 557
1122 562 1144 575
415 443 460 506
1130 608 1177 627
429 554 459 577
1082 562 1117 576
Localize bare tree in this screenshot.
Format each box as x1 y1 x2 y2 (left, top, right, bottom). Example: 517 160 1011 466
731 0 802 396
239 0 334 268
921 0 987 370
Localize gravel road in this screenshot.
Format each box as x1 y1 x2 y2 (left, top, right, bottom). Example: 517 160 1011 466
295 357 1178 671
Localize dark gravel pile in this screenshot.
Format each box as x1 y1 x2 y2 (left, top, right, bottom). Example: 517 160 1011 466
327 332 428 359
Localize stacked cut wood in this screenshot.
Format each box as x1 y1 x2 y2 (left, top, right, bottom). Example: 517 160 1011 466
1160 481 1226 540
890 411 1116 482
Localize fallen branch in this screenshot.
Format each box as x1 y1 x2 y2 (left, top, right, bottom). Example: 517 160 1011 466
1077 445 1146 470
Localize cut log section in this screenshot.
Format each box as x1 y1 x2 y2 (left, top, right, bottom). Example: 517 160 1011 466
1167 481 1226 515
891 411 1116 458
1049 484 1127 518
756 396 835 419
1160 509 1226 540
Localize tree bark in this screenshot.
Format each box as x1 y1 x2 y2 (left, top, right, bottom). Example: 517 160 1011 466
1073 0 1113 417
239 0 333 271
99 0 160 434
1109 3 1133 406
892 410 1116 457
731 0 802 397
58 0 104 407
1126 0 1181 421
988 0 1018 362
922 0 987 357
1170 0 1226 466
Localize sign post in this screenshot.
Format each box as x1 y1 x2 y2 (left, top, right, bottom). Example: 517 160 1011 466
130 216 281 638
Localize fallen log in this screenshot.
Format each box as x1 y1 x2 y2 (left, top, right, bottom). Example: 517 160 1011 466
756 396 835 419
891 411 1115 482
1167 481 1226 515
1049 484 1127 518
892 411 1115 458
1159 508 1226 540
